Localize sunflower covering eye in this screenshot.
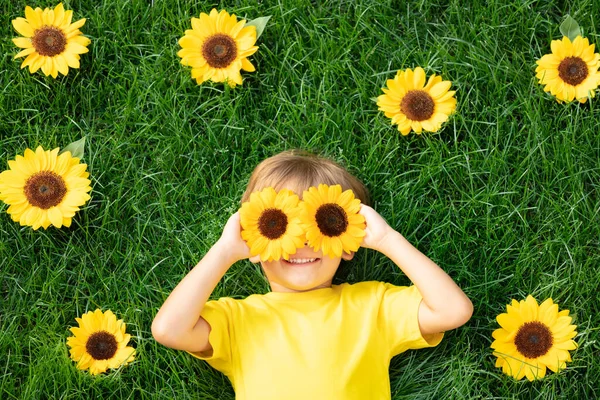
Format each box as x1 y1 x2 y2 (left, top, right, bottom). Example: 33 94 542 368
240 187 305 261
11 3 90 78
535 36 600 103
0 146 92 230
66 309 135 375
377 67 456 135
491 295 577 381
178 9 259 87
300 184 365 259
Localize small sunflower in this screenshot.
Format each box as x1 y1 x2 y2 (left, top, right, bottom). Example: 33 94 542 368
0 146 92 230
301 184 365 258
240 187 305 261
12 3 90 78
535 36 600 103
491 295 577 381
377 67 457 135
178 8 258 87
67 309 135 375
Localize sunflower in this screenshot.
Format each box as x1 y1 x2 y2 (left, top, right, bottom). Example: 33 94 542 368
240 187 305 261
178 8 258 87
11 3 90 78
376 67 456 135
300 184 365 258
491 295 577 381
535 36 600 103
0 146 91 230
67 309 135 375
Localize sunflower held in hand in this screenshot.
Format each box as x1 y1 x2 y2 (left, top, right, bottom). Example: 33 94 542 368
300 184 365 258
240 187 305 261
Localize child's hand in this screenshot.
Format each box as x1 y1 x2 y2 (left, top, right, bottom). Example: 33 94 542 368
217 212 259 264
359 205 397 254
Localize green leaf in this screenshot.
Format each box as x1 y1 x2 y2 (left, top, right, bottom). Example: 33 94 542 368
560 15 582 42
60 137 86 159
245 16 271 40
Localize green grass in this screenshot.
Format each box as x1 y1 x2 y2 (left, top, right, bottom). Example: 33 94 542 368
1 0 599 398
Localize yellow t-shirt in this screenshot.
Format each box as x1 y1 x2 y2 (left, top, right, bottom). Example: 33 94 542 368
190 281 443 400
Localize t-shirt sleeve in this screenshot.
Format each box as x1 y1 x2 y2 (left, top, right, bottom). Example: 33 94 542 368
377 283 444 356
186 298 233 377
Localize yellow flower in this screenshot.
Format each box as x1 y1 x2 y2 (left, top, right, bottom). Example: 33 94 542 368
240 187 305 261
535 36 600 103
377 67 456 135
301 184 365 258
178 9 258 87
0 146 91 230
67 309 135 375
11 3 90 78
491 295 577 381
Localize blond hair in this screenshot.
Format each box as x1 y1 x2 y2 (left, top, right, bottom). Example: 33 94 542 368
241 150 370 205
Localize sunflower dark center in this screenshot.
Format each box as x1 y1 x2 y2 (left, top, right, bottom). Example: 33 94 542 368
258 208 288 240
86 331 118 360
514 321 553 359
32 26 67 57
558 57 588 86
315 204 348 237
202 34 237 68
400 90 435 121
24 171 67 209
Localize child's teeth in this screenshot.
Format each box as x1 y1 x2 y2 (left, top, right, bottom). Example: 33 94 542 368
289 258 316 263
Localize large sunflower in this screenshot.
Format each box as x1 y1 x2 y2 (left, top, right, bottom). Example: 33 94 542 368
0 146 91 230
178 8 258 87
535 36 600 103
301 184 365 258
491 295 577 381
67 309 135 375
377 67 456 135
12 3 90 78
240 187 305 261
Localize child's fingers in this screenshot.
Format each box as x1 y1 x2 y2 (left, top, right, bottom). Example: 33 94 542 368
358 204 379 227
358 203 371 213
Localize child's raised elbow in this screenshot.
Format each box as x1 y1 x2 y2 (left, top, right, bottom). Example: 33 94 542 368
151 316 174 347
453 297 474 328
152 314 211 353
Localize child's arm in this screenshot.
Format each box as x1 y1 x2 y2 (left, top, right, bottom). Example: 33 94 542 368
151 212 253 353
359 205 473 336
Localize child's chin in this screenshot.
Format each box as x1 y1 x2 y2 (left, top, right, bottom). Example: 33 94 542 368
280 277 327 292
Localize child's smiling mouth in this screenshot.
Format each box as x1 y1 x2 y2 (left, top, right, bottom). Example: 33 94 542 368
283 258 320 266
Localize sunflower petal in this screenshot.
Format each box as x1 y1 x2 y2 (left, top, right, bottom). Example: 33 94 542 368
14 47 36 59
13 18 36 38
241 58 255 72
413 67 426 88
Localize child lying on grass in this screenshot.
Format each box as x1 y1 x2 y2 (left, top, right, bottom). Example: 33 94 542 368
152 150 473 399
